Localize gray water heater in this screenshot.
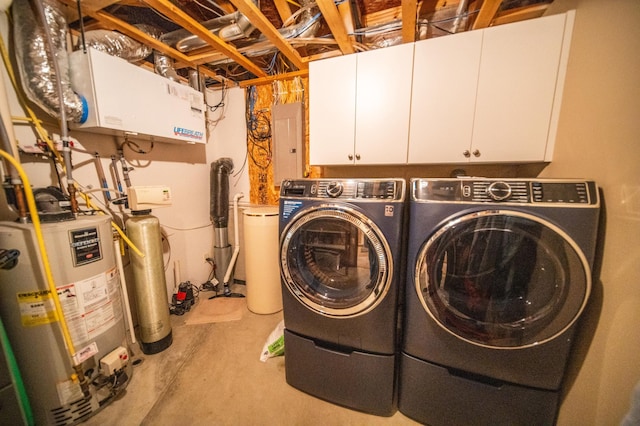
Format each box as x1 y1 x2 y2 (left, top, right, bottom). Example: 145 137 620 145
0 215 131 425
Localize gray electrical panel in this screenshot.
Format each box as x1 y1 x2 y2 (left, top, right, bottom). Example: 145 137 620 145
272 102 304 185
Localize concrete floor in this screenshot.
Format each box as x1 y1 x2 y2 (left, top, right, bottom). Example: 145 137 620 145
83 291 419 426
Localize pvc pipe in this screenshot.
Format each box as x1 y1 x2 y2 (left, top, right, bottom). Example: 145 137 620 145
223 193 244 284
114 238 136 345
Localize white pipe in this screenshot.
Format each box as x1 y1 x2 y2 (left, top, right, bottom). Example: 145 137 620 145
114 238 136 345
173 260 181 290
223 192 244 284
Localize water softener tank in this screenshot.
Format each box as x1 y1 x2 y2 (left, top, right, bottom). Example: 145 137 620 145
0 215 130 425
126 210 172 354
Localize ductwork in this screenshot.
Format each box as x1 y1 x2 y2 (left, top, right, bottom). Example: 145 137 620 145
162 0 320 61
153 51 181 81
77 25 157 62
161 11 256 52
12 0 86 123
210 158 234 229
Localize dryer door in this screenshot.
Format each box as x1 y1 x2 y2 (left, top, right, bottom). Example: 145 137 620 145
280 205 392 318
416 210 591 349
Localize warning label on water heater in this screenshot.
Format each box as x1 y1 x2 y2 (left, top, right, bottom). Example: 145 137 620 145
16 267 123 347
16 290 57 327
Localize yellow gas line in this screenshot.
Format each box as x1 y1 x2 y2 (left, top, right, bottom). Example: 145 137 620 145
0 149 77 358
76 191 145 258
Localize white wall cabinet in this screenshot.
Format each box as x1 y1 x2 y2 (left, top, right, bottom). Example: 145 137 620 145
408 30 483 163
470 11 573 163
309 54 356 165
353 43 414 164
309 43 414 165
409 10 574 164
311 11 574 166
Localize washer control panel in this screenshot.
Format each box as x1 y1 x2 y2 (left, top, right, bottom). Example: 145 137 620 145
281 179 405 201
414 179 597 205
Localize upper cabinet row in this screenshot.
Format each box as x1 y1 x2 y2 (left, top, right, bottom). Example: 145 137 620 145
309 10 575 166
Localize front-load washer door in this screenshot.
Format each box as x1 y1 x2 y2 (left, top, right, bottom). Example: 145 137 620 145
280 204 392 318
416 210 591 349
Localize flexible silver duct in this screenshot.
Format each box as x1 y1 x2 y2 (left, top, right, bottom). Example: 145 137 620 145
77 26 156 62
12 0 86 123
161 11 256 52
162 0 319 56
153 51 181 81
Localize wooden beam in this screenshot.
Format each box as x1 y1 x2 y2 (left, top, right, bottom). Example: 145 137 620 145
316 0 355 55
362 5 402 27
492 4 548 26
239 69 309 88
472 0 502 29
228 0 306 70
401 0 418 43
337 0 356 44
272 0 293 23
142 0 267 77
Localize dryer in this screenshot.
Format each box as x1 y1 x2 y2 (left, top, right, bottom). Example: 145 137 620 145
279 178 406 416
399 178 600 426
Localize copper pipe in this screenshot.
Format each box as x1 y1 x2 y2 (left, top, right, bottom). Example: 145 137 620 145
13 184 27 220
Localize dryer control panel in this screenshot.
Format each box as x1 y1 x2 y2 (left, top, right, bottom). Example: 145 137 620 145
281 179 405 201
413 178 598 206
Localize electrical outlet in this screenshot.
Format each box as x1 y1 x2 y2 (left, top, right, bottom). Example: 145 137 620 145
203 252 211 263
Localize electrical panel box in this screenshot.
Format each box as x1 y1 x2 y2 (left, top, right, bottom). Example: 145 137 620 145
272 102 304 184
69 48 206 144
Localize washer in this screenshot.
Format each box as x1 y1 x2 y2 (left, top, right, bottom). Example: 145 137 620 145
279 178 406 416
399 178 600 426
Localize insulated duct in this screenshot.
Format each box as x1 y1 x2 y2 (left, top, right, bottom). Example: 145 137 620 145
210 158 234 288
160 11 256 52
162 0 320 58
12 0 86 123
153 51 181 81
210 158 234 228
77 26 156 62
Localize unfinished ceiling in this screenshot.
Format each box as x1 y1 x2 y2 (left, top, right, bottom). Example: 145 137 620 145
57 0 555 87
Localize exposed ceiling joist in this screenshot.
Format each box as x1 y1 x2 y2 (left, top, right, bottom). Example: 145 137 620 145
272 0 294 23
56 0 556 86
142 0 267 77
228 0 306 70
401 0 418 43
473 0 503 29
317 0 355 55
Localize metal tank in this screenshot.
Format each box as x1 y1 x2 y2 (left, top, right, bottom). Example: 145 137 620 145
125 211 172 354
0 214 131 425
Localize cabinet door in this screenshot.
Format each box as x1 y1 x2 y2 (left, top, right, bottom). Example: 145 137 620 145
354 43 414 164
309 54 357 165
471 12 569 163
408 31 483 164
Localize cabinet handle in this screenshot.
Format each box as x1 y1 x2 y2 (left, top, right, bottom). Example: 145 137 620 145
463 150 471 158
473 149 481 157
355 154 361 160
348 154 353 160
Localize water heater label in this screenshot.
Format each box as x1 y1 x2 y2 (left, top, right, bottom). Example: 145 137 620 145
70 227 102 266
16 290 57 327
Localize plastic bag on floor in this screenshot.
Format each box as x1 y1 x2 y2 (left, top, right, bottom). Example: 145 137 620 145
260 319 285 362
